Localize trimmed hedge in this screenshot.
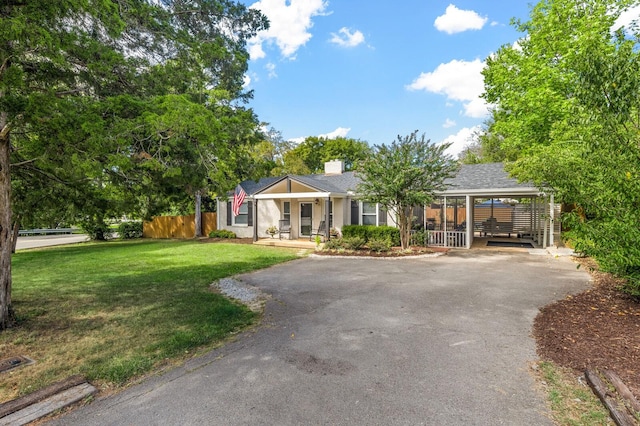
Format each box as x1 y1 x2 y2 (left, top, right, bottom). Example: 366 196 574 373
208 229 236 238
117 221 143 239
341 225 400 247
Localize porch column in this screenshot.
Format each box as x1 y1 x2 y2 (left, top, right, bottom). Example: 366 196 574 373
465 195 472 249
325 198 330 240
549 193 555 247
543 195 548 248
252 199 258 242
443 196 448 247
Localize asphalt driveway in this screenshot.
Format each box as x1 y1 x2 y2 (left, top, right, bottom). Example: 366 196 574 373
52 250 591 425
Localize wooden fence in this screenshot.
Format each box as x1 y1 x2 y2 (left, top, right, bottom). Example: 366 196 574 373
143 213 217 239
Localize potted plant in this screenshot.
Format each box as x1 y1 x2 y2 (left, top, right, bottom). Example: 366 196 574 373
330 227 340 238
266 225 278 238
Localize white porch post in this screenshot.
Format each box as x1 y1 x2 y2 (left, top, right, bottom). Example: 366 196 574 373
252 199 258 242
549 193 555 247
443 196 448 247
543 196 548 248
466 195 472 249
325 198 330 240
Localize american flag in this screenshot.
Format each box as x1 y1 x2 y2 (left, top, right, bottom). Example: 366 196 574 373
232 185 247 217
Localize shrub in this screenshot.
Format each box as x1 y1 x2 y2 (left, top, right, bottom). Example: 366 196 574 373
209 229 236 239
410 230 428 247
323 238 346 251
367 237 392 253
80 220 113 241
117 221 143 239
367 226 400 247
341 225 400 247
342 236 366 250
341 225 368 241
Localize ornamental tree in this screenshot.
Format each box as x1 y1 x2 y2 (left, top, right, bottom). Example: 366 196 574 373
356 131 459 250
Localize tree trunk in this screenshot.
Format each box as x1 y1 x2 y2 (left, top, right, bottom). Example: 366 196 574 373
398 206 410 250
194 191 202 238
0 110 14 330
11 217 19 254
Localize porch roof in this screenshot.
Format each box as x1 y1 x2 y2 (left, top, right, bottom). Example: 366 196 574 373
240 171 360 196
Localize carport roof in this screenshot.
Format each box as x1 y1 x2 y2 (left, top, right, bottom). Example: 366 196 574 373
441 163 540 196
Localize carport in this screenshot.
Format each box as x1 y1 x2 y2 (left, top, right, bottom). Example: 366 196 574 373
423 163 558 249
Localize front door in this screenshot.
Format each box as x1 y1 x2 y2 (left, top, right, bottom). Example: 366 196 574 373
300 203 313 237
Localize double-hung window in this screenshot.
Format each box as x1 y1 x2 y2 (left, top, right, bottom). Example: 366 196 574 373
233 202 249 225
362 202 377 225
283 201 290 222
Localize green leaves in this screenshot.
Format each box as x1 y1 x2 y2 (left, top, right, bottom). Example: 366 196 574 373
482 0 640 293
357 131 459 249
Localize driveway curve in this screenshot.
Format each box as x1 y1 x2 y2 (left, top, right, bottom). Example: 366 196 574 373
51 250 591 425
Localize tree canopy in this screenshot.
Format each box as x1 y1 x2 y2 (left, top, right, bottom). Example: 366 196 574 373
356 131 459 250
0 0 268 329
482 0 640 295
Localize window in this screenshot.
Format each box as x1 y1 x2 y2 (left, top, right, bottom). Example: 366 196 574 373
283 201 290 222
362 202 377 225
233 202 248 225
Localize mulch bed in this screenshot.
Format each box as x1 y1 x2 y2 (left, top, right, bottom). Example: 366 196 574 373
533 257 640 397
313 246 448 257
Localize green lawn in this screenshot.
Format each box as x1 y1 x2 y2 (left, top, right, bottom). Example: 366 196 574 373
0 240 299 401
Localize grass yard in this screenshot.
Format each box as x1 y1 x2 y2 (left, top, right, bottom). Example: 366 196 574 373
0 240 299 402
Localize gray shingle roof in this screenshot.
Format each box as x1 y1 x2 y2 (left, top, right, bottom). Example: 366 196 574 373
241 171 361 195
444 163 536 191
238 163 537 196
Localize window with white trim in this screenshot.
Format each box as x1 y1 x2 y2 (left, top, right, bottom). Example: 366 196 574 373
362 202 377 225
233 202 249 226
283 201 290 222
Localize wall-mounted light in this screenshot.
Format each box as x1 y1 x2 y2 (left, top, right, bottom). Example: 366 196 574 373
314 198 319 205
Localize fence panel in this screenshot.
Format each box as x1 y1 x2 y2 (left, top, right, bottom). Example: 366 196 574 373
143 213 217 239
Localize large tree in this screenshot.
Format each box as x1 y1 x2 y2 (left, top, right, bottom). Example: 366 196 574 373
356 131 459 250
483 0 640 295
281 136 372 175
0 0 267 329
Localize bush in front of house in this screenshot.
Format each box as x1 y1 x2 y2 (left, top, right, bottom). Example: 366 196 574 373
367 236 392 253
323 238 345 251
341 225 400 247
208 230 236 239
342 236 366 251
367 226 400 247
117 221 143 239
340 225 367 241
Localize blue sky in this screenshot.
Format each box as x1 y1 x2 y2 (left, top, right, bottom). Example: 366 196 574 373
236 1 536 157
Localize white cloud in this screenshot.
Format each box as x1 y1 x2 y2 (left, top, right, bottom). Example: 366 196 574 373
290 127 351 143
242 74 251 89
439 126 482 158
265 62 277 78
406 58 489 118
443 118 456 128
434 4 488 34
330 27 365 48
248 0 329 60
288 136 306 144
613 4 640 33
319 127 351 139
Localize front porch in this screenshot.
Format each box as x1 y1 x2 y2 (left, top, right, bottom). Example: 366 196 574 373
253 238 319 250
